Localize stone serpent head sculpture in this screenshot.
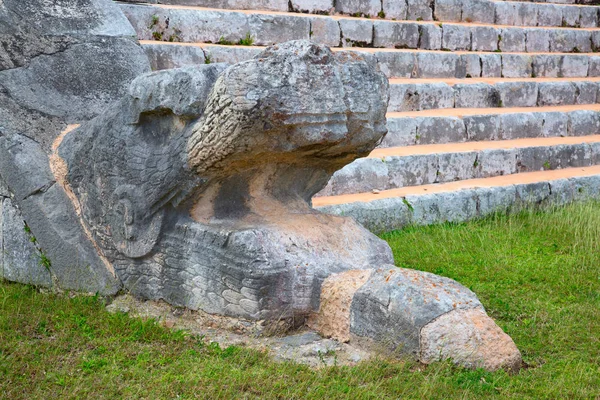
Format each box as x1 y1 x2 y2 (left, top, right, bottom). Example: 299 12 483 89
57 40 392 318
55 40 521 371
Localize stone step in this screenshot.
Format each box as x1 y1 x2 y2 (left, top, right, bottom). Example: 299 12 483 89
318 134 600 196
117 0 600 28
313 165 600 231
388 77 600 112
140 42 600 79
384 104 600 146
120 3 600 53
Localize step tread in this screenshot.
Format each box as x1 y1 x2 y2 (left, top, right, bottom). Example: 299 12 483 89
130 2 600 30
312 165 600 206
389 77 600 85
139 41 600 56
370 134 600 157
387 103 600 118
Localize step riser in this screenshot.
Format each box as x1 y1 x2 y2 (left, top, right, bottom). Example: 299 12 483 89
318 141 600 196
389 81 600 111
315 175 600 232
385 109 600 146
142 43 600 79
118 0 600 28
121 4 600 53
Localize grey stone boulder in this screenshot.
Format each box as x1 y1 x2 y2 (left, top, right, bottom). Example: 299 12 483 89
344 266 522 371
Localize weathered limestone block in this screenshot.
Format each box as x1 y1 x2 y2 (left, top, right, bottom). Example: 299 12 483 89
471 27 499 52
562 5 580 27
494 2 519 26
291 0 334 13
462 0 495 24
373 21 419 49
499 28 526 53
481 54 502 77
339 18 373 47
418 24 442 50
442 24 471 51
549 30 577 52
454 83 499 108
336 0 381 16
476 148 518 177
310 17 341 46
526 29 550 52
537 82 576 106
579 7 598 28
384 117 420 147
560 55 590 78
389 83 454 112
374 51 416 78
464 114 501 141
144 44 206 71
382 0 408 20
416 117 466 144
462 54 482 78
437 152 478 183
434 0 462 22
533 55 561 78
568 110 600 135
499 113 543 139
415 52 460 78
574 81 598 104
496 82 538 107
385 154 439 188
501 54 533 78
537 4 563 27
406 0 433 21
540 112 569 137
324 158 389 195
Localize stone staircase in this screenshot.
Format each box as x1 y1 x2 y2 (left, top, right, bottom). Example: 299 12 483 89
117 0 600 230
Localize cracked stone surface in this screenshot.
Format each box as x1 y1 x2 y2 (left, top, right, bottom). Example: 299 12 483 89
0 0 150 294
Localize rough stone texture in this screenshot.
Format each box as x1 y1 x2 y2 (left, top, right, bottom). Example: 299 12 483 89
1 197 53 287
335 0 381 16
420 307 522 372
471 27 499 52
501 54 533 78
144 44 206 71
537 4 563 27
496 82 538 107
291 0 334 13
533 55 561 78
382 0 408 20
58 41 393 320
434 0 462 21
526 29 550 52
339 18 373 47
462 0 495 24
310 17 340 47
406 0 433 21
350 267 498 358
373 21 419 49
307 269 373 342
157 0 289 11
481 54 502 78
454 84 499 108
120 4 310 46
419 24 442 50
442 25 471 51
388 83 454 112
0 0 150 294
499 28 526 53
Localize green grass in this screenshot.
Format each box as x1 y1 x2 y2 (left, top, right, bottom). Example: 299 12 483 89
1 202 600 399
